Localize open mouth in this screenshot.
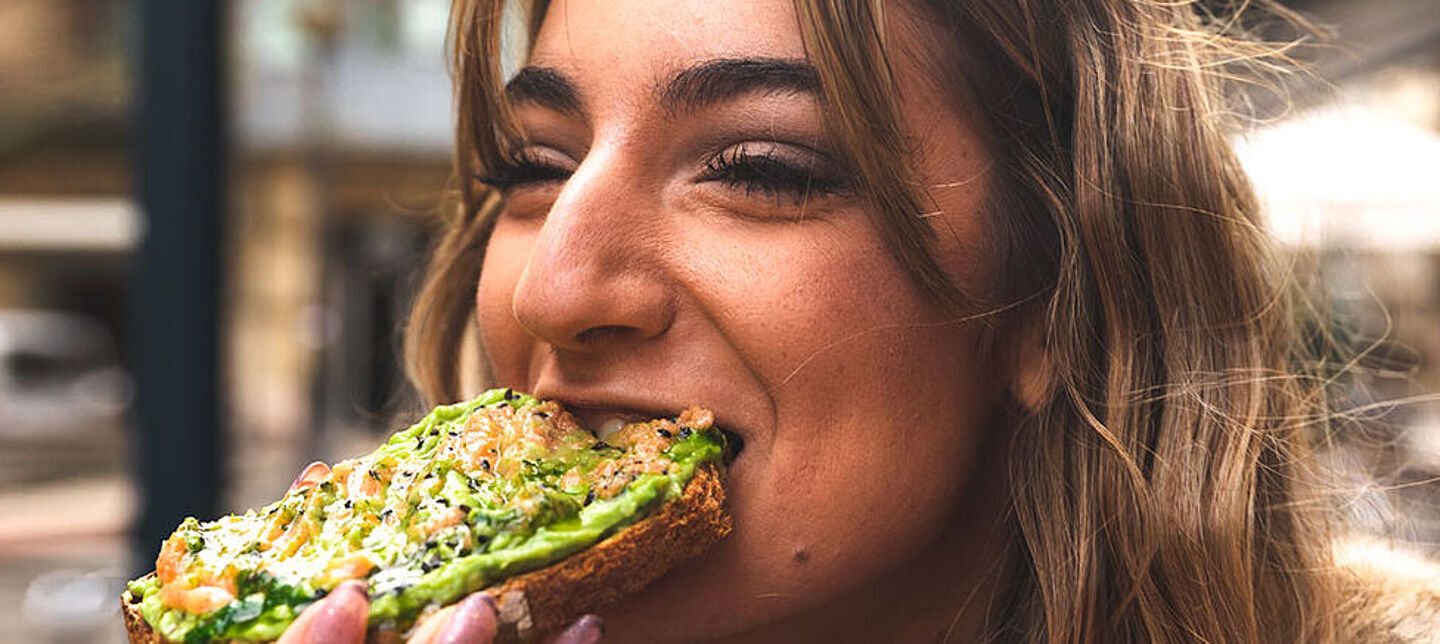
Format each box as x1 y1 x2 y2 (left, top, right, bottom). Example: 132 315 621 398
719 428 745 464
565 402 746 465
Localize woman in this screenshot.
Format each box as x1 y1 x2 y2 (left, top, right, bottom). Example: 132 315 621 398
280 0 1434 642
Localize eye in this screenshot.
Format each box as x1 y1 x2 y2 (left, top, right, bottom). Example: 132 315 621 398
696 142 851 205
474 146 577 190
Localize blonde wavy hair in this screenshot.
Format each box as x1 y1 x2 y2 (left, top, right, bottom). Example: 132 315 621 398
406 0 1344 640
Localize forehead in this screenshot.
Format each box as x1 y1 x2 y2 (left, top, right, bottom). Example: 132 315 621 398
529 0 809 76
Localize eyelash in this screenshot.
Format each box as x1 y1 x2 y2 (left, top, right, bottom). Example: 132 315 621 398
475 144 850 205
697 144 848 204
474 150 570 190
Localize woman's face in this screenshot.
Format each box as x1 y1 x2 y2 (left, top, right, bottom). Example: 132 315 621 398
475 0 1001 639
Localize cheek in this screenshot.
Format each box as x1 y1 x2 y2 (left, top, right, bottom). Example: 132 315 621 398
476 221 536 384
674 223 916 380
748 326 989 585
680 218 986 444
677 218 993 599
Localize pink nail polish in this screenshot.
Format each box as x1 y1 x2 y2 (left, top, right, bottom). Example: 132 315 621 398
311 582 368 644
437 594 498 644
290 461 330 492
554 614 604 644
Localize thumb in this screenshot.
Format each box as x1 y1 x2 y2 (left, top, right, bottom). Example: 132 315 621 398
408 593 499 644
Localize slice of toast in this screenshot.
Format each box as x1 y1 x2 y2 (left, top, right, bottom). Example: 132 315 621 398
122 462 728 643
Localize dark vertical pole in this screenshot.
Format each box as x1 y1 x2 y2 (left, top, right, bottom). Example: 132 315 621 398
130 0 226 570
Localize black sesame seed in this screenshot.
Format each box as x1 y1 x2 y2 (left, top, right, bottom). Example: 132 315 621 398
656 429 673 438
436 498 450 506
536 411 550 419
503 389 515 401
679 427 693 439
480 459 491 471
584 490 595 505
458 504 471 514
343 500 353 509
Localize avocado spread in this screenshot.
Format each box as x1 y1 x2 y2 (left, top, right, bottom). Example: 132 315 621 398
124 389 724 642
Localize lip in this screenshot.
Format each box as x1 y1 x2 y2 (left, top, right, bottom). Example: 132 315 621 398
532 388 750 462
564 402 673 432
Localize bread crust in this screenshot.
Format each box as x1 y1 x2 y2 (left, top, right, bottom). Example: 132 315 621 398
122 463 728 643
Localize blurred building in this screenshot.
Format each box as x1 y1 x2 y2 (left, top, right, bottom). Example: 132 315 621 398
1234 0 1440 546
0 1 136 641
230 0 449 437
222 1 456 518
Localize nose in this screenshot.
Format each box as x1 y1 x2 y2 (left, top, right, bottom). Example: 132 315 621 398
510 156 675 353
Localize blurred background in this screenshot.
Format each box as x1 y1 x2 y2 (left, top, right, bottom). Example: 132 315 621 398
0 0 1435 641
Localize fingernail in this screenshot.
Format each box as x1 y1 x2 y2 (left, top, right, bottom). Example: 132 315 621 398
311 582 368 644
437 594 498 644
334 580 368 599
290 461 330 492
553 614 604 644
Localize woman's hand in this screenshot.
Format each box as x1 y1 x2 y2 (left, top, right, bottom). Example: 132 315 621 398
274 582 501 644
276 584 603 644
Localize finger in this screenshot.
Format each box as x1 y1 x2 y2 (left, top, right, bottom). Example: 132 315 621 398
312 581 370 644
276 595 325 644
404 603 458 644
289 461 332 494
551 615 604 644
434 593 499 644
278 581 370 644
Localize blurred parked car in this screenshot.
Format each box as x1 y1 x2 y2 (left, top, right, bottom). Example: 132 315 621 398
0 309 131 485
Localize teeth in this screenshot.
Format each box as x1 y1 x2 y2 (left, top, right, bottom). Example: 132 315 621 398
596 418 626 441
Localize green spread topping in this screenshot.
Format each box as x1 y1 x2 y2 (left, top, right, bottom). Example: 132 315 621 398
125 389 724 642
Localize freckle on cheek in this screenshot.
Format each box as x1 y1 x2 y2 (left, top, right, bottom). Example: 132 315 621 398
792 547 810 565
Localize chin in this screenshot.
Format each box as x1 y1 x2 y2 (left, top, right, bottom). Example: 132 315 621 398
595 463 783 642
592 549 719 642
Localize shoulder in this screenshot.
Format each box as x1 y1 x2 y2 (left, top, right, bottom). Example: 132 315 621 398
1332 536 1440 643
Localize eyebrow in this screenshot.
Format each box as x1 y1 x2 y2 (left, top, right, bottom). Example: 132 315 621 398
504 66 584 116
660 58 822 114
503 58 822 118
